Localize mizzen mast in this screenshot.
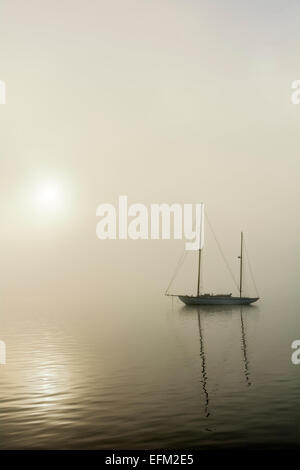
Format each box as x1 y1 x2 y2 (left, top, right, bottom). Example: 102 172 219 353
239 231 243 298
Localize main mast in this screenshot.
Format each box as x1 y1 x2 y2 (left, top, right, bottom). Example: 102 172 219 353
196 204 204 297
239 231 243 297
197 248 202 296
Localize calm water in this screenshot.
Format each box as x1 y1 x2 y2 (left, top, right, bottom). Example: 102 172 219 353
0 291 299 449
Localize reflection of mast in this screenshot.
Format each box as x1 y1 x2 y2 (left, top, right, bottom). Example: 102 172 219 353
240 308 251 386
197 310 210 417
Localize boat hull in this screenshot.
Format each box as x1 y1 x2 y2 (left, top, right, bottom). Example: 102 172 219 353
178 295 259 306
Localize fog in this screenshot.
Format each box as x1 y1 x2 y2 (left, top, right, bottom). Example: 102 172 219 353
0 0 299 314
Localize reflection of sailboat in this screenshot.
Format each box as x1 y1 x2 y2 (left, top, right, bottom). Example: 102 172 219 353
197 310 210 417
240 308 251 387
181 305 252 416
166 205 259 305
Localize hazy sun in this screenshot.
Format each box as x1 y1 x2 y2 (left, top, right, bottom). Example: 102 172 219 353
33 181 64 212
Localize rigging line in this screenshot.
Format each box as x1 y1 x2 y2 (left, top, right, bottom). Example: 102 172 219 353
244 241 260 298
165 250 187 295
205 212 240 293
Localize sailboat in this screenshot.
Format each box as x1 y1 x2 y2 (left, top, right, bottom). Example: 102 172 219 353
166 205 259 306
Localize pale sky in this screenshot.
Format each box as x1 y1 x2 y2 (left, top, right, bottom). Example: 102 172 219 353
0 0 299 309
